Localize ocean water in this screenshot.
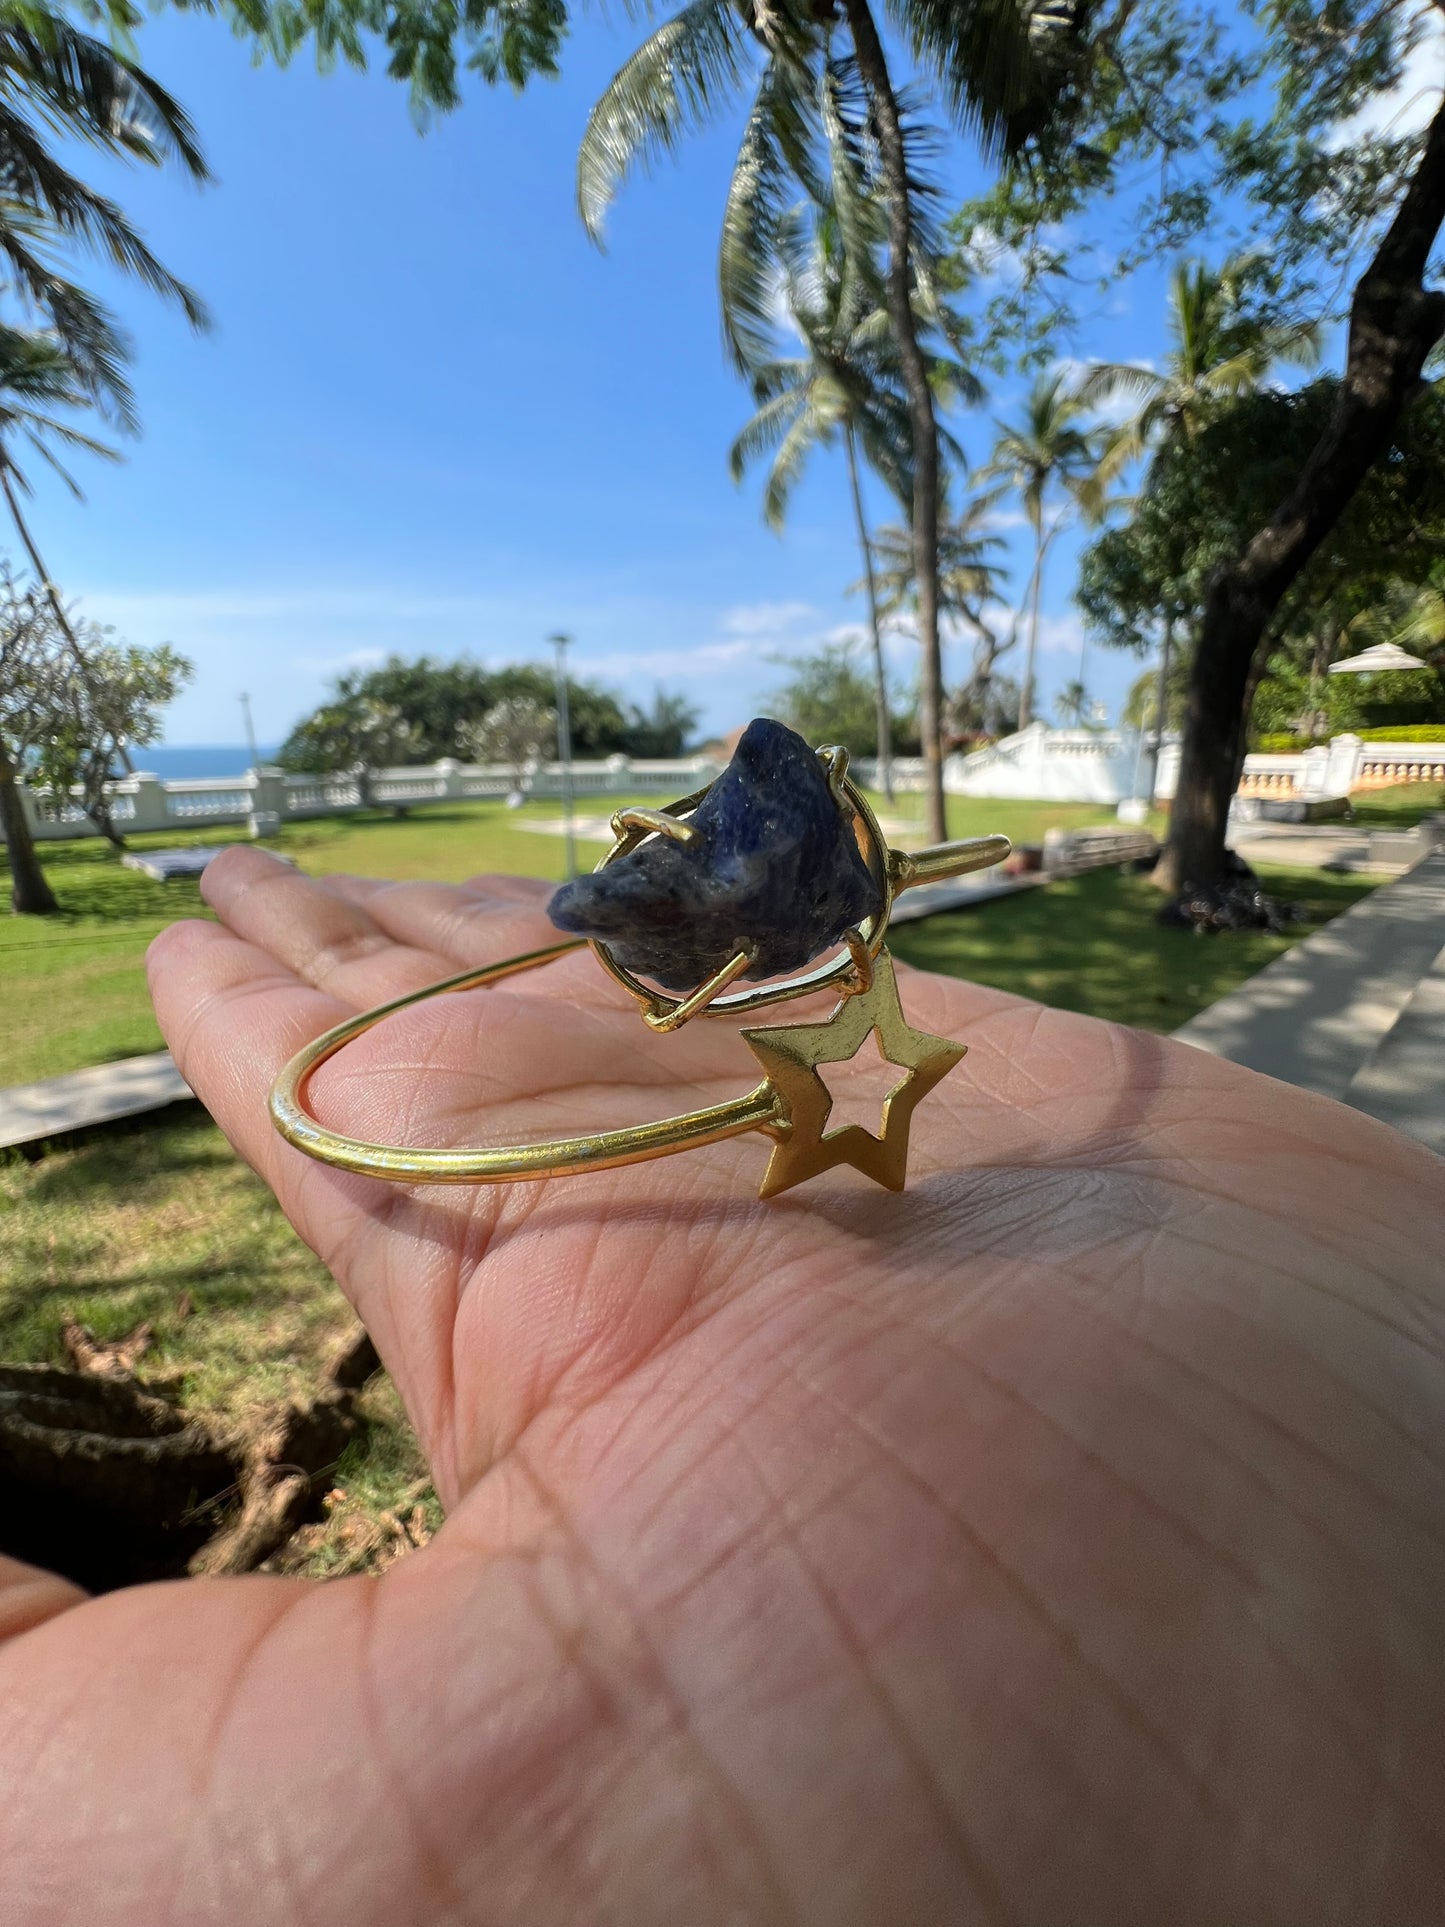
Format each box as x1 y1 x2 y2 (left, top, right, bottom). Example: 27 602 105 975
135 745 279 780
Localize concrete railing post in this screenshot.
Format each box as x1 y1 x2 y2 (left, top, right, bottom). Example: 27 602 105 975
1325 733 1364 796
128 773 170 834
247 766 285 839
1300 746 1330 797
17 776 49 840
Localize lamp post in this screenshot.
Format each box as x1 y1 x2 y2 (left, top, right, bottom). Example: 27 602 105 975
549 633 577 879
239 691 260 771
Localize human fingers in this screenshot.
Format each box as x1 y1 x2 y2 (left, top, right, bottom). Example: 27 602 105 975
145 917 492 1467
200 846 459 1006
146 915 356 1200
314 871 618 1008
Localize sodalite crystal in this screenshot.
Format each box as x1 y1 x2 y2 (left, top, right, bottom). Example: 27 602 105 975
547 718 883 991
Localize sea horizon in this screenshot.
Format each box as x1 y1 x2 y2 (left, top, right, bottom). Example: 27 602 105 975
135 745 281 780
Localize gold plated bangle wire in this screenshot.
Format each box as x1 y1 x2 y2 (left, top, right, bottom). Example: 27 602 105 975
269 935 788 1186
269 761 1010 1197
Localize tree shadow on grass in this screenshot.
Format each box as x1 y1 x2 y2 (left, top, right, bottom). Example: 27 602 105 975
11 1112 224 1204
889 867 1375 1035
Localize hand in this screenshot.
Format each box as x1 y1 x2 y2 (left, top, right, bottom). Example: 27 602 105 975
3 843 1442 1925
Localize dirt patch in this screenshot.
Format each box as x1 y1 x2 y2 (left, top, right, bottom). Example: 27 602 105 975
0 1364 239 1589
0 1325 381 1591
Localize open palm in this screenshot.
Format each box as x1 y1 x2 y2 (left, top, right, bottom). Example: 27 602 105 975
3 844 1443 1925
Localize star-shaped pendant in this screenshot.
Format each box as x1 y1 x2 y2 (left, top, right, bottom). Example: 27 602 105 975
741 950 965 1198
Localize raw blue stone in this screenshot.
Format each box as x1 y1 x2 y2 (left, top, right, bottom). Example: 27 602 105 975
547 718 883 991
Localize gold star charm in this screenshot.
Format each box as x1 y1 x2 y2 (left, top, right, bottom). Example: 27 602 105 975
741 950 965 1198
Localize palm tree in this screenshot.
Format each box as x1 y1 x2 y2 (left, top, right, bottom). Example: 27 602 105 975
0 16 209 910
0 7 210 415
0 564 63 913
986 372 1101 728
0 327 124 911
578 0 1089 839
1083 256 1320 805
868 484 1010 738
0 326 120 661
729 209 976 798
1082 257 1321 473
1054 678 1091 727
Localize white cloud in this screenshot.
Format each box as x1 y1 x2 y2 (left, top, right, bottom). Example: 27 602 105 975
1033 611 1090 661
718 599 818 637
962 220 1077 291
1330 10 1443 147
75 587 508 626
296 645 388 674
581 639 756 678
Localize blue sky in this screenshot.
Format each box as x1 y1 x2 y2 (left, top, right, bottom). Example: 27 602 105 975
21 14 1250 746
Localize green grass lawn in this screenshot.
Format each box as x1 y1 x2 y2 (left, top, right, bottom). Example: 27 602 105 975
890 861 1377 1033
1348 780 1445 827
0 785 1404 1581
0 799 633 1085
1 792 1155 1085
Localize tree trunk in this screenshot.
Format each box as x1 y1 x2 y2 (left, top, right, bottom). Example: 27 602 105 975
1157 88 1445 895
0 467 81 658
0 467 134 781
0 745 57 914
1147 616 1174 806
841 0 946 842
1018 536 1045 728
844 427 894 802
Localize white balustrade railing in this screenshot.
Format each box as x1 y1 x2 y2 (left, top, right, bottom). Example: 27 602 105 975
13 732 1440 845
849 756 929 792
946 724 1153 803
869 730 1440 806
1354 740 1445 788
16 754 725 843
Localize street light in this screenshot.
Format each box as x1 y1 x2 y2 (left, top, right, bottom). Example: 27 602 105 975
549 632 577 879
239 691 260 770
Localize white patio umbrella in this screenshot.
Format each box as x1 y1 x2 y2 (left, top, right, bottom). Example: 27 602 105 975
1328 641 1431 674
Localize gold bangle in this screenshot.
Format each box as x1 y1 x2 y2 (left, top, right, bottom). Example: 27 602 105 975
270 741 1010 1199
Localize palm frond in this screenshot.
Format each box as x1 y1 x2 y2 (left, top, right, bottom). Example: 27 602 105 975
728 387 804 480
856 393 916 505
579 0 751 242
1266 320 1323 370
748 354 811 402
0 16 209 179
0 104 210 325
894 0 1087 162
1391 587 1445 651
819 51 884 327
1076 361 1164 410
719 65 823 371
762 400 828 528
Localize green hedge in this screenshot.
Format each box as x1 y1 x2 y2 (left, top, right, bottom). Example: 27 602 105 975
1253 724 1445 751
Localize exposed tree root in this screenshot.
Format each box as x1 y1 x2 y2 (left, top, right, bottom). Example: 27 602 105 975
0 1320 383 1591
1156 851 1306 935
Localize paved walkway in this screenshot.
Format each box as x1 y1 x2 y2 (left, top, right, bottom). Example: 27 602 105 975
1173 854 1445 1128
1231 822 1422 874
1345 938 1445 1152
0 1051 191 1151
887 872 1040 923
